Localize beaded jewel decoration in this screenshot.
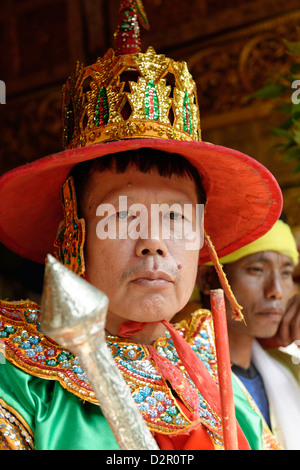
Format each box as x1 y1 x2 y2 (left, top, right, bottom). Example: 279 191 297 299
53 177 86 277
62 0 201 150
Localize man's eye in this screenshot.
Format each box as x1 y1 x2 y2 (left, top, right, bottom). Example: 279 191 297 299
248 267 263 274
168 212 183 220
282 270 293 278
117 211 129 219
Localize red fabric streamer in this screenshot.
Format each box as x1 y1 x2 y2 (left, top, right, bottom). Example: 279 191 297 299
117 320 146 337
118 319 222 412
148 345 200 420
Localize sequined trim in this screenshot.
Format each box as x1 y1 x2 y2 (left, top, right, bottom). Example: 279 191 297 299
0 398 34 450
0 300 96 402
103 310 223 444
107 335 222 442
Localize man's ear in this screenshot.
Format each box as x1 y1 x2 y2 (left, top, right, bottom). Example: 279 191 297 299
196 265 220 295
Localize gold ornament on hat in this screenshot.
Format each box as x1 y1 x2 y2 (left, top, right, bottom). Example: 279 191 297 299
62 0 201 150
53 177 86 278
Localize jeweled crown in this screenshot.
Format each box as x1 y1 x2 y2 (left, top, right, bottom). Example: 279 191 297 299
62 0 201 150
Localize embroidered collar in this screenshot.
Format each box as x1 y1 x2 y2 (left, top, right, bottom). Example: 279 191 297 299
0 299 222 441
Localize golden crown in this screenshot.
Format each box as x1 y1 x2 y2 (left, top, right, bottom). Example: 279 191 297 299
62 1 201 150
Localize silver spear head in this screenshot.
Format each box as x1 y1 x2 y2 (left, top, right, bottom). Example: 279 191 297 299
40 254 108 349
40 254 158 450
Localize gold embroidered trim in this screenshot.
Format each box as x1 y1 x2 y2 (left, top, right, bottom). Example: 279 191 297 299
0 299 96 403
0 397 34 450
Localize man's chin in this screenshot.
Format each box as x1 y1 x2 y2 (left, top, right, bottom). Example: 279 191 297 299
255 326 280 340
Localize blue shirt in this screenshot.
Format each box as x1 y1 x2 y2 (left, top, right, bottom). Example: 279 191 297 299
232 363 271 429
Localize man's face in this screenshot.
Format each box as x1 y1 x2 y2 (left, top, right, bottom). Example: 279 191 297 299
81 166 201 339
224 251 295 339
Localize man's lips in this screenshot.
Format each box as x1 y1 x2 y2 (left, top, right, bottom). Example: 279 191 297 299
130 270 174 287
256 309 284 321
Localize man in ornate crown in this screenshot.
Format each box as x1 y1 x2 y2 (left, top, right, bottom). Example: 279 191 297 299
0 1 283 450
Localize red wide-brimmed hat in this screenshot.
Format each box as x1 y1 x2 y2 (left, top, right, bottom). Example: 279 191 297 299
0 1 282 266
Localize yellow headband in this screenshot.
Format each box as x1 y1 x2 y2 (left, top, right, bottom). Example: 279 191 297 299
216 220 299 267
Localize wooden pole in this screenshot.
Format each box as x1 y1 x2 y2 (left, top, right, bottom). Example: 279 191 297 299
210 288 239 450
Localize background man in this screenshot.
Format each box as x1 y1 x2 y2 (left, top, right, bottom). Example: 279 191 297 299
197 218 300 449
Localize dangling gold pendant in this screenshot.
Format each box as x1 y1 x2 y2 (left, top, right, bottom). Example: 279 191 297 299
54 177 86 277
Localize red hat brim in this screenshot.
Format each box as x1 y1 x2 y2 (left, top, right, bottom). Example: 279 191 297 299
0 138 282 265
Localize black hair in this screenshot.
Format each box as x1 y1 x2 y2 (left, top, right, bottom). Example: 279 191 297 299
69 148 206 216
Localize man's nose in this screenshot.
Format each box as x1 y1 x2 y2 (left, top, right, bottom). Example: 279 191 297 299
135 236 168 257
265 274 284 300
133 210 169 257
